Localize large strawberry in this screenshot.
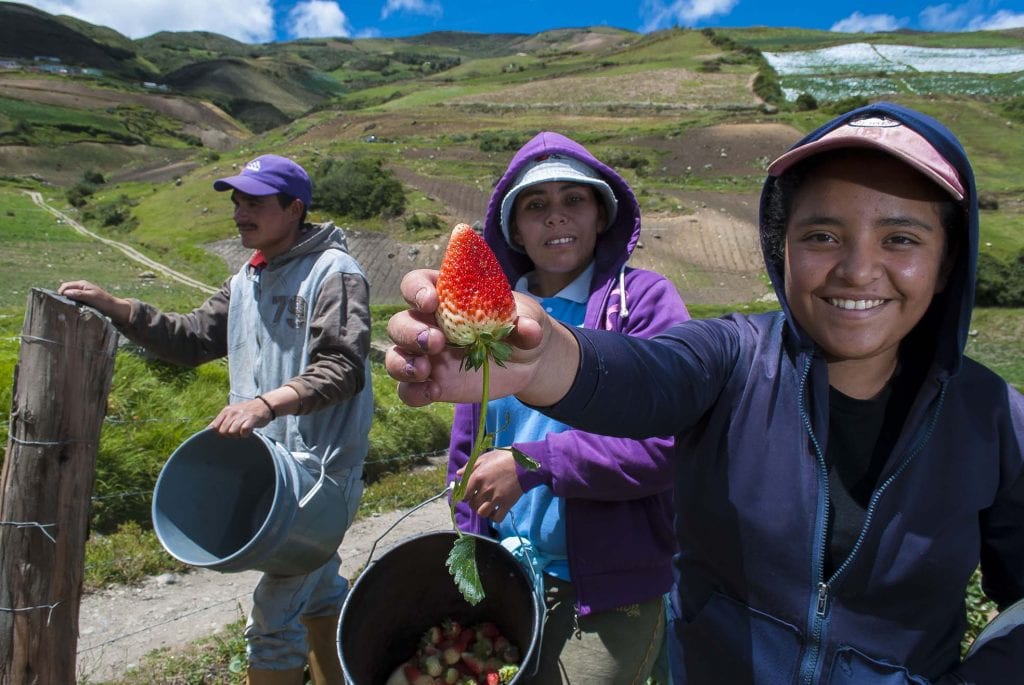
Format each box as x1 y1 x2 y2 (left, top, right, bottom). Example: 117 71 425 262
435 223 516 371
434 223 537 605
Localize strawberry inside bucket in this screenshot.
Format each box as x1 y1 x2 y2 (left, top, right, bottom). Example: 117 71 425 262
338 531 542 685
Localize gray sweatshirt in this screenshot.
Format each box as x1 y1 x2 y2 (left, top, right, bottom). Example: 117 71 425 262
117 222 373 473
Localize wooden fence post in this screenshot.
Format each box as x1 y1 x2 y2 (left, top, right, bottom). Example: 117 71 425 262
0 288 117 684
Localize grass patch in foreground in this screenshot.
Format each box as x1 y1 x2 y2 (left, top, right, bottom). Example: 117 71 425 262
84 522 189 592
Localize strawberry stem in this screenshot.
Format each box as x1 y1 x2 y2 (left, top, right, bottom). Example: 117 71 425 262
451 355 491 534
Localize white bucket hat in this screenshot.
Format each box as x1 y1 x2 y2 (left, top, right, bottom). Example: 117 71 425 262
500 154 619 250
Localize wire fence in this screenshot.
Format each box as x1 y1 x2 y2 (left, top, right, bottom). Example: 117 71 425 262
1 395 449 669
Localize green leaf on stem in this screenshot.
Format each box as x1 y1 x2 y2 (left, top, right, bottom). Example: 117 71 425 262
447 535 485 605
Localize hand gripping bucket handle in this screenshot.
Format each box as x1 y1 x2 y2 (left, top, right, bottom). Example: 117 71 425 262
337 486 545 685
152 428 353 576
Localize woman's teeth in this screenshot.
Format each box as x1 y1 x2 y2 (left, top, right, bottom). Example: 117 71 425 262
828 298 885 310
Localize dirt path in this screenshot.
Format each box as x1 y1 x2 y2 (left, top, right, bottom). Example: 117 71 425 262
25 191 219 295
76 496 454 682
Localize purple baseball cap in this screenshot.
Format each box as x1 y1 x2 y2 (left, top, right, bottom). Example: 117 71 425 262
768 114 964 201
213 154 313 209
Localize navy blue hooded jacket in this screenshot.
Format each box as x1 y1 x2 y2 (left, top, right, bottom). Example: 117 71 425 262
544 103 1024 683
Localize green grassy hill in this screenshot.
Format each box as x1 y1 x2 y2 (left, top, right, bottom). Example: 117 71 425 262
0 4 1022 291
0 2 153 78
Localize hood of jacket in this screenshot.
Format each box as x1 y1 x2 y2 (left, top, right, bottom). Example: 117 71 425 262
483 132 641 305
261 221 349 272
758 101 979 378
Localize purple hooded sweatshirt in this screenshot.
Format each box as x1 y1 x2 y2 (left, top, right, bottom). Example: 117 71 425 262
447 131 691 616
543 103 1024 683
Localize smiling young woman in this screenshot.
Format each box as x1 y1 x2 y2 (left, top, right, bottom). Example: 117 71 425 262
781 149 954 398
384 103 1024 685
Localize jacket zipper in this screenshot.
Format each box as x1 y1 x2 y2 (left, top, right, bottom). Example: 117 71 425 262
796 354 831 685
795 355 948 684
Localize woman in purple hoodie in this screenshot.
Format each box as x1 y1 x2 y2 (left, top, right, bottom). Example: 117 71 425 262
448 132 690 682
388 104 1024 683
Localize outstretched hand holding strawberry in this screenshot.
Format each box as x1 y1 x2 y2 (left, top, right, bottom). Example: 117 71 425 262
386 223 579 604
385 274 577 411
432 224 541 509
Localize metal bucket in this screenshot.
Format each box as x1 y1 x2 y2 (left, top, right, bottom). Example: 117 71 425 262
152 428 352 576
966 596 1024 657
337 530 543 685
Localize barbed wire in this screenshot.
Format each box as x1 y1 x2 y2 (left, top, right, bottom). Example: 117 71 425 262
0 341 449 667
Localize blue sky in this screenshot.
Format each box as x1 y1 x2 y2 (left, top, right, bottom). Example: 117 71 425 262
20 0 1024 44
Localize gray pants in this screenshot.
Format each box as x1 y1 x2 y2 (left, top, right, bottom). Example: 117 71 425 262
523 575 665 685
244 550 349 669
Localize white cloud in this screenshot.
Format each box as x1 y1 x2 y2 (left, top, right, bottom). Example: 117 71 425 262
287 0 352 38
639 0 739 33
380 0 443 21
830 12 908 33
920 2 1024 31
23 0 275 43
969 9 1024 30
919 3 972 31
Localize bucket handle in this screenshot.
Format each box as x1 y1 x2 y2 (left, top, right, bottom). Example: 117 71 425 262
503 510 547 679
362 482 455 569
297 455 327 509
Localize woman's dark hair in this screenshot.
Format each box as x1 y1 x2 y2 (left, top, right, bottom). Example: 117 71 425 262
761 148 964 280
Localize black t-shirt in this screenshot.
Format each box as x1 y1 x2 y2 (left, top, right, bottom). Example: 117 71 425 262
824 368 916 576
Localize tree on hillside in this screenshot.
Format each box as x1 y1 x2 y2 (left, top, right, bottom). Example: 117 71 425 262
314 157 406 220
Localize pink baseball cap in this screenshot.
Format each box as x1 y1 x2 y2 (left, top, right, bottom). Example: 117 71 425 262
768 114 965 201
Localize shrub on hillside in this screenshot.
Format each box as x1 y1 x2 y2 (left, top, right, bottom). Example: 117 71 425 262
84 195 138 231
602 150 651 176
976 251 1024 307
83 168 106 185
753 69 784 106
477 130 532 153
823 96 871 115
404 212 446 233
66 180 97 208
795 93 818 111
2 119 33 144
315 157 406 220
1001 96 1024 124
978 194 999 211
